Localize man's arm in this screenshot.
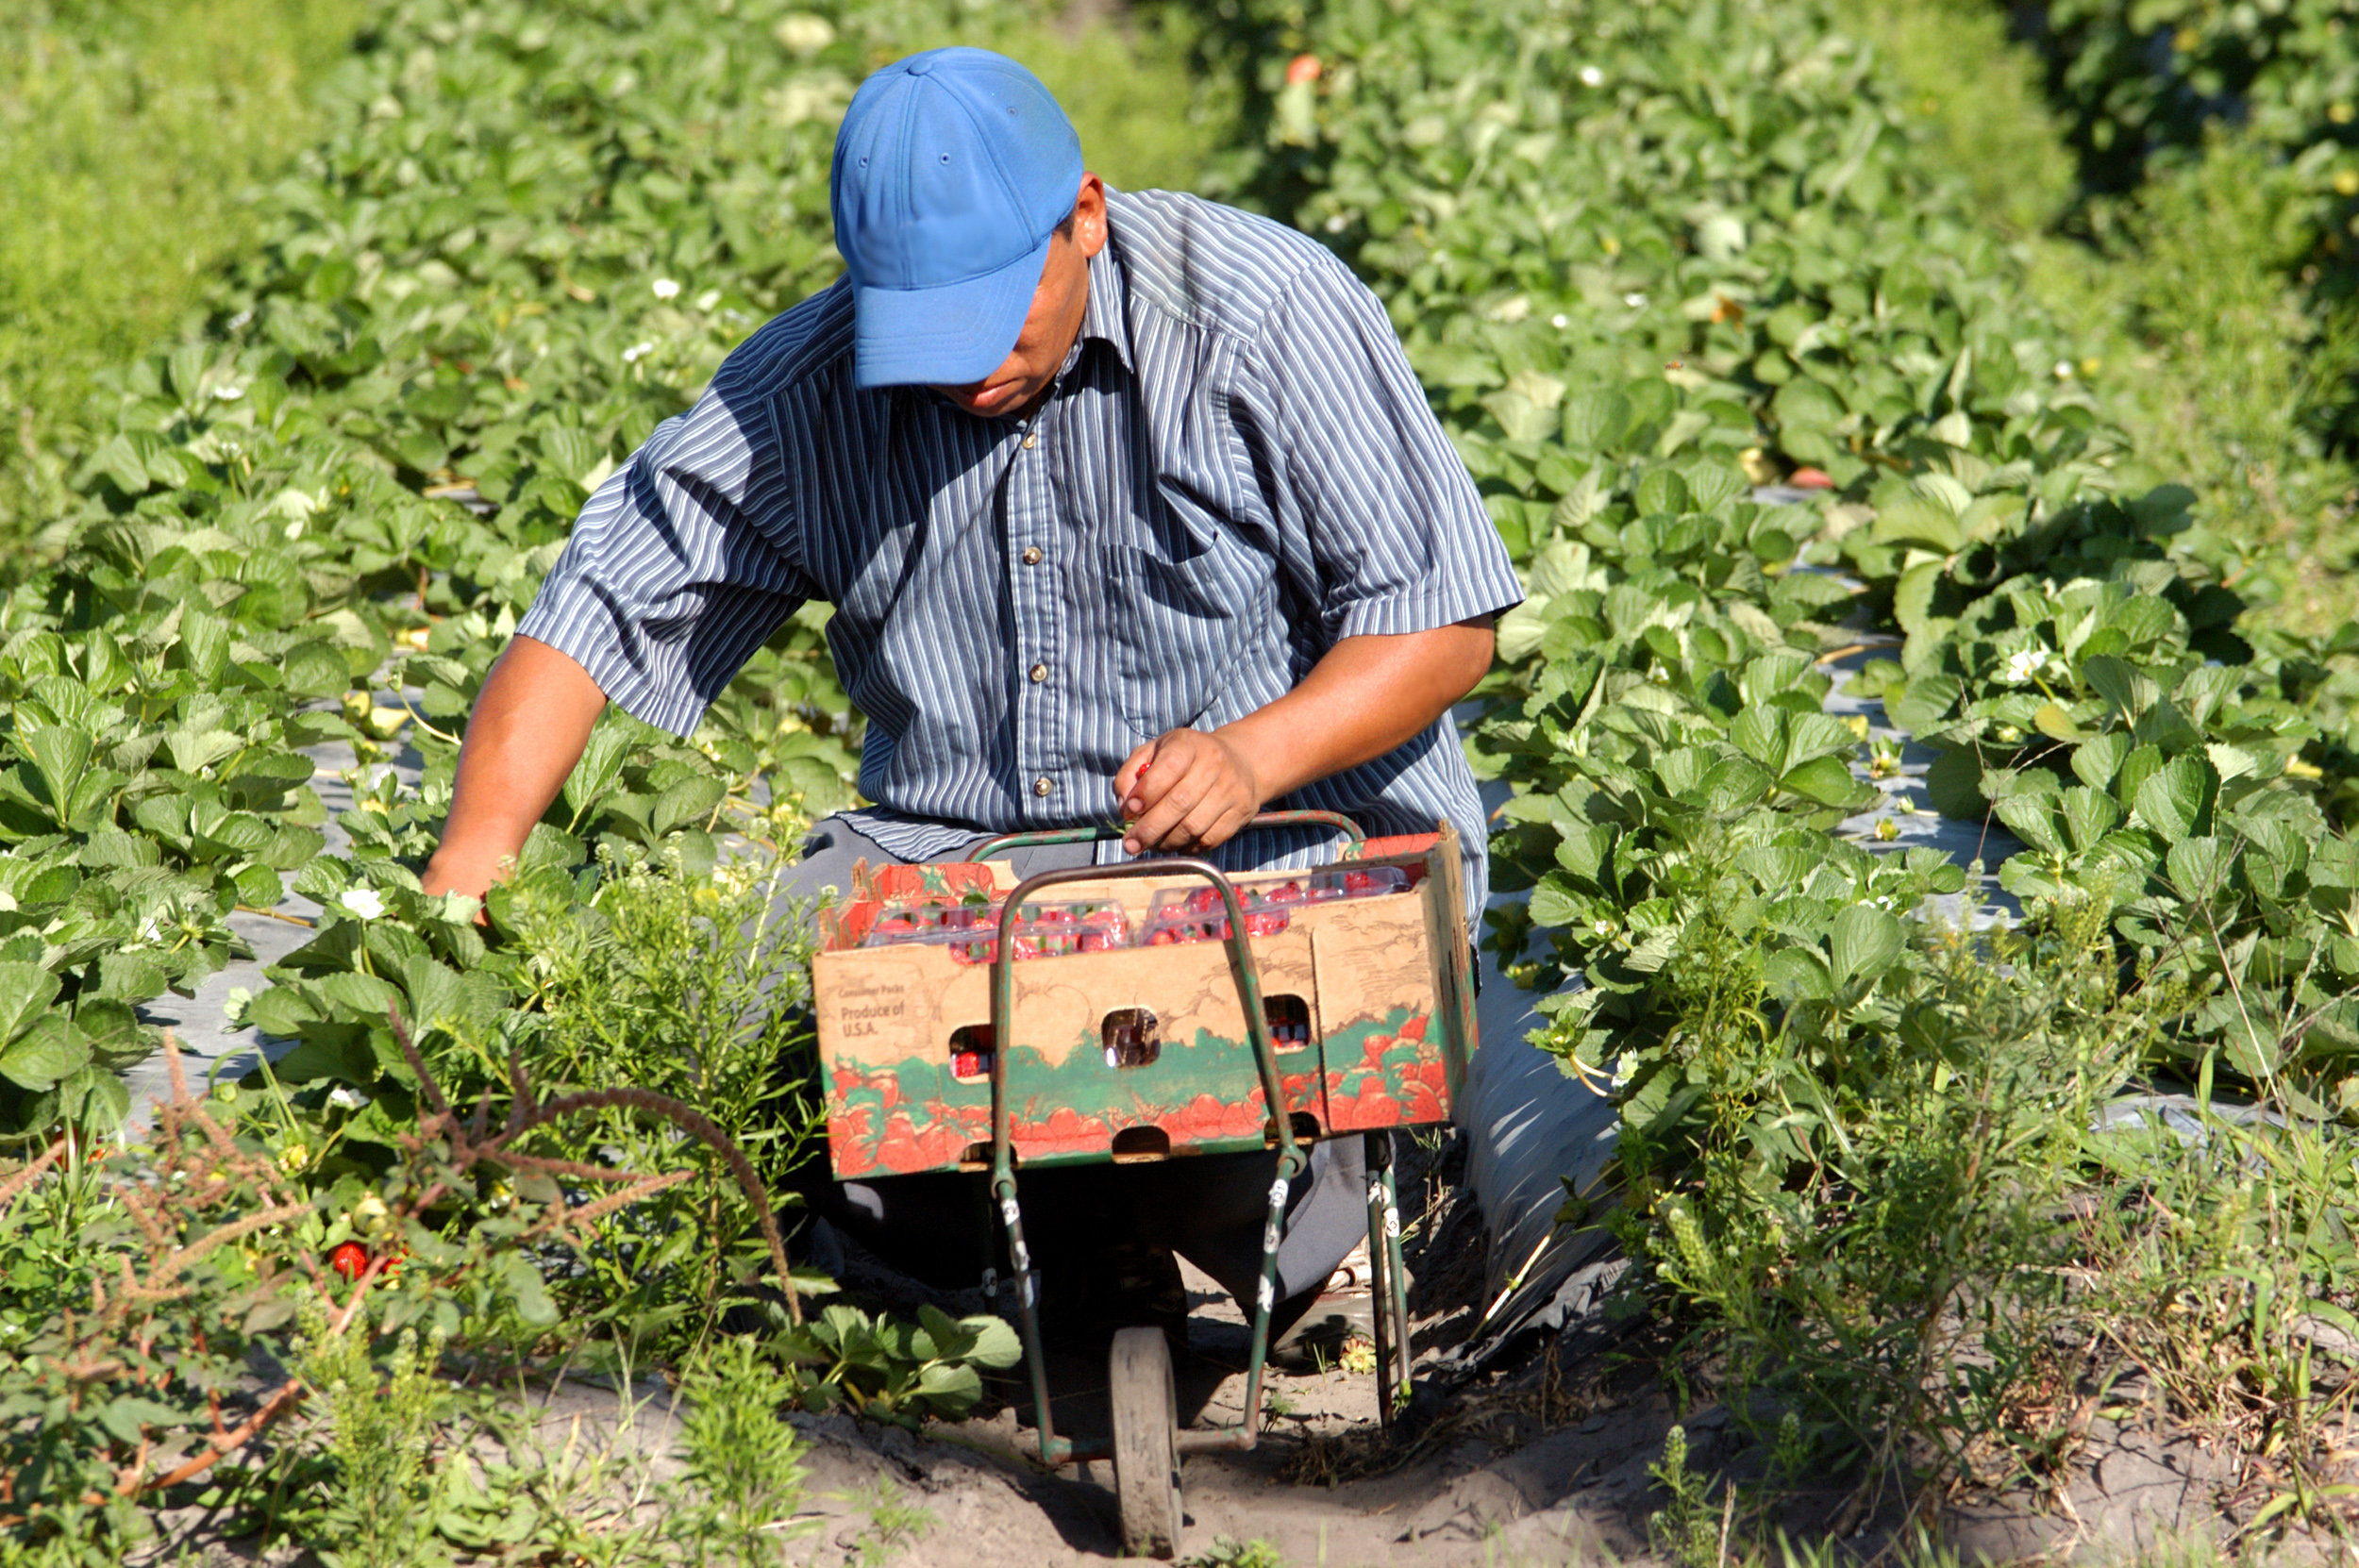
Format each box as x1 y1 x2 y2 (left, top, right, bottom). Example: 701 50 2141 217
420 636 609 900
1113 615 1494 855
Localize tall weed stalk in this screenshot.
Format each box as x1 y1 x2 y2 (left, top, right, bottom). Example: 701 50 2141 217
485 849 828 1359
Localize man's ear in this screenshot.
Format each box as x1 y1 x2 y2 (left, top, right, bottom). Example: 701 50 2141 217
1074 172 1109 258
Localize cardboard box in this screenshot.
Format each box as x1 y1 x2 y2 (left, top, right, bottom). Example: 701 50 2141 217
812 825 1476 1179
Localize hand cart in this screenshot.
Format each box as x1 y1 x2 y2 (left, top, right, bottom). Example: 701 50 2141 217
811 812 1478 1559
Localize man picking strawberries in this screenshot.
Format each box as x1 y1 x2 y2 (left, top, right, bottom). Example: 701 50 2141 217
423 48 1519 1358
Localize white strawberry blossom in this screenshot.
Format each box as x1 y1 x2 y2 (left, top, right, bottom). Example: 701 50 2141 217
651 276 681 300
2002 644 2051 684
341 888 386 921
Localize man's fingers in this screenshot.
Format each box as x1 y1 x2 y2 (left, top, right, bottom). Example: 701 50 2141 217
1114 740 1162 811
1129 772 1208 851
1193 800 1256 852
1176 795 1232 851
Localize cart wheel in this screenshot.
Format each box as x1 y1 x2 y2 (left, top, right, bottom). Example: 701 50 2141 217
1110 1326 1182 1560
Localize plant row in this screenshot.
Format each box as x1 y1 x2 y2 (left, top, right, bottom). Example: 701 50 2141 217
2020 0 2359 450
1233 0 2359 1493
0 0 929 1143
1236 0 2359 1087
0 2 1006 1551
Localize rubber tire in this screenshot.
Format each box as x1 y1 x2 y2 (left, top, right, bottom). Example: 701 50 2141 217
1109 1326 1183 1560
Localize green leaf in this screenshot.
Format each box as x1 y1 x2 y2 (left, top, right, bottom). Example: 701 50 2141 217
2083 655 2158 722
176 609 229 685
912 1359 982 1414
16 725 91 811
957 1313 1022 1369
246 985 322 1038
2133 753 2217 845
2033 703 2088 742
1763 947 1832 1003
2060 786 2122 853
1699 757 1774 814
1551 822 1616 883
1773 376 1844 432
649 774 726 837
166 728 244 776
1892 559 1946 634
1923 747 1987 819
1887 673 1962 736
75 999 147 1067
1680 459 1746 511
313 971 402 1020
1871 496 1963 554
0 962 61 1045
92 951 166 1004
393 956 474 1033
497 1252 559 1326
97 1393 189 1445
1561 390 1631 451
2071 732 2132 791
561 714 641 825
2165 837 2234 902
1635 468 1689 516
1779 755 1876 809
1829 904 1904 986
1528 880 1586 928
1729 708 1790 773
0 1014 88 1092
282 641 350 698
1993 795 2063 855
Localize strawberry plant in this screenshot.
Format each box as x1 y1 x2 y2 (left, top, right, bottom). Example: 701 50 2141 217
769 1303 1022 1426
1222 0 2359 1512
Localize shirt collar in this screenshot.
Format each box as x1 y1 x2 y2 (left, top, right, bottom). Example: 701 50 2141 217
1075 235 1133 375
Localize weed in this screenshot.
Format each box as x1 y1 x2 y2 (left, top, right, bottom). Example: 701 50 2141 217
1182 1538 1286 1568
850 1477 935 1567
659 1336 815 1568
296 1302 450 1568
492 847 831 1356
1647 1426 1729 1568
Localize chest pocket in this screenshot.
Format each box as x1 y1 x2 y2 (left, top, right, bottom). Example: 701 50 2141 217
1100 481 1260 740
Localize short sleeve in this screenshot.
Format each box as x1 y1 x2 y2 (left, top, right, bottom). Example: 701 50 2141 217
514 379 814 738
1239 259 1523 642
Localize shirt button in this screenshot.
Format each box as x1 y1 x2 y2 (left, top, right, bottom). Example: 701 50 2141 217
1021 546 1043 565
1029 662 1048 683
1021 431 1038 450
1032 776 1054 797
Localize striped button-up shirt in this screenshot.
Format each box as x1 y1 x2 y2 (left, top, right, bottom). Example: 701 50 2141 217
517 188 1522 905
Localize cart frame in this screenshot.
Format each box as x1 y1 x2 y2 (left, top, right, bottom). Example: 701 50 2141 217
965 813 1417 1473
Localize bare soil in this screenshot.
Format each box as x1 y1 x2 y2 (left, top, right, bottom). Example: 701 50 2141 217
137 1136 2311 1567
762 1132 2311 1568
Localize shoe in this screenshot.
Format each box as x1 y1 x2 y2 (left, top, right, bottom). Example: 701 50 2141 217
1267 1242 1407 1372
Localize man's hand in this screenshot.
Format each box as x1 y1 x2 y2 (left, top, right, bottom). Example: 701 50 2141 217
1114 729 1263 856
1113 615 1496 856
421 636 608 905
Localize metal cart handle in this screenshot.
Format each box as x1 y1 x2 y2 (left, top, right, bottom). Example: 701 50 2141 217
968 808 1364 863
985 854 1310 1465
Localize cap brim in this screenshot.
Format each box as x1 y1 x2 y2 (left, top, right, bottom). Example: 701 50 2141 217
851 233 1049 391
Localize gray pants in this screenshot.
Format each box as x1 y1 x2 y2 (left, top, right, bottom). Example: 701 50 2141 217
785 815 1367 1318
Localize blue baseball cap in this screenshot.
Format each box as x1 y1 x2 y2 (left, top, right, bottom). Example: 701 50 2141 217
830 48 1083 391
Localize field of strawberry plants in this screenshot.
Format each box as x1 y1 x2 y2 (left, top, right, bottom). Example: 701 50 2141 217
8 0 2359 1558
2016 0 2359 462
1225 0 2359 1534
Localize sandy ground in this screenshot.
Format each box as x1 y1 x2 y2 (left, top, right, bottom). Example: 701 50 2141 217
778 1257 1674 1568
